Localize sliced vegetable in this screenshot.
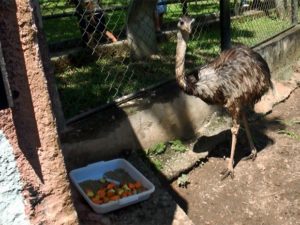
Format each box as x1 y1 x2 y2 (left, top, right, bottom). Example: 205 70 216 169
134 181 142 189
80 176 147 205
106 189 116 197
85 189 94 198
110 195 120 201
97 189 106 198
128 183 135 190
107 183 116 189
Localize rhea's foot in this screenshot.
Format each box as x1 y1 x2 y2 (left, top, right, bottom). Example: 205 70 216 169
243 148 257 161
220 163 234 180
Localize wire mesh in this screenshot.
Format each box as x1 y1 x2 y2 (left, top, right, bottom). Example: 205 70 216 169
231 0 296 46
39 0 299 119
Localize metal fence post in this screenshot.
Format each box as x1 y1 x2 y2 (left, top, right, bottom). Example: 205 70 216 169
182 0 188 15
220 0 231 51
0 41 13 110
291 0 298 24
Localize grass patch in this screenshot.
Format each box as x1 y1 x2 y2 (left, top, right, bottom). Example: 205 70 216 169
278 130 300 141
43 17 81 43
147 142 167 155
56 53 174 118
277 119 300 127
231 12 291 46
169 140 188 153
151 159 164 171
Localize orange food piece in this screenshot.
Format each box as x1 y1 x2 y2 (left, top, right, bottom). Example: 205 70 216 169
107 183 116 189
128 183 135 190
97 189 106 198
103 197 109 203
121 192 127 198
107 189 115 197
134 181 142 189
122 191 132 197
110 195 120 201
91 196 103 204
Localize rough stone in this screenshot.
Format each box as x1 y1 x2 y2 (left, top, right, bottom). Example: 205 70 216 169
0 131 29 225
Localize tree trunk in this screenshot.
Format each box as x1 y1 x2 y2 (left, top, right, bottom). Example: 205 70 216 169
127 0 158 59
274 0 290 19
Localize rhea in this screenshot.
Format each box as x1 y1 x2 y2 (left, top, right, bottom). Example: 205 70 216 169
175 16 272 179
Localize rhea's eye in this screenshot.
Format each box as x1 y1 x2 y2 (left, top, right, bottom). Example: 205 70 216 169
180 21 184 26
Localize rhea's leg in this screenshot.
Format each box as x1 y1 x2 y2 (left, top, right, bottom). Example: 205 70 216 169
242 112 257 160
221 118 240 180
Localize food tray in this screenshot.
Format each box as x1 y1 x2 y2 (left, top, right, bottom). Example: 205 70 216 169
69 158 155 214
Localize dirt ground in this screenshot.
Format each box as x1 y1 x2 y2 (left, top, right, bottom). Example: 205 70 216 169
171 88 300 225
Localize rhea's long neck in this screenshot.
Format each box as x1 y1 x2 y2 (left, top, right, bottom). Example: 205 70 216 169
176 31 188 89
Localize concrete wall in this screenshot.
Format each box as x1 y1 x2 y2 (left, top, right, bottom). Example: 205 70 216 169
62 25 300 168
62 83 219 167
255 25 300 80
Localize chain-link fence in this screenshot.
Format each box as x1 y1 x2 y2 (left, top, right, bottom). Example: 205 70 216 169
39 0 299 119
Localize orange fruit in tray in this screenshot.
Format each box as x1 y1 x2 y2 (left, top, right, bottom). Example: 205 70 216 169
134 181 142 189
107 189 116 197
97 189 106 198
110 195 120 201
128 183 135 189
103 197 110 203
107 182 116 189
92 198 103 204
81 178 146 205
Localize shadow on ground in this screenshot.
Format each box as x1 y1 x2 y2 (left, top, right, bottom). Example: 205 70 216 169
192 115 285 168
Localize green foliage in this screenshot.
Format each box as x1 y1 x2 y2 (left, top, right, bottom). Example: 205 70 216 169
177 174 189 188
43 17 81 43
169 140 187 153
152 159 164 171
147 142 167 155
277 130 300 141
278 119 300 126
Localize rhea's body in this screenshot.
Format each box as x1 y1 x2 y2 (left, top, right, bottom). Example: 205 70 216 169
175 16 272 179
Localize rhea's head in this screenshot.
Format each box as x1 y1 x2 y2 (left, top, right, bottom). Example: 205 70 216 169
177 16 195 34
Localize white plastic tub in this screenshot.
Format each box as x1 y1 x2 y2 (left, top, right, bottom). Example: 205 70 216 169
69 158 155 214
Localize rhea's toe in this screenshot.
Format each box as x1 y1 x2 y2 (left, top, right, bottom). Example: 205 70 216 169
243 149 257 161
220 168 234 180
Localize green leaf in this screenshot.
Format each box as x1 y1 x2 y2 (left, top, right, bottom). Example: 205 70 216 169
147 142 167 155
170 140 187 153
177 174 189 187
